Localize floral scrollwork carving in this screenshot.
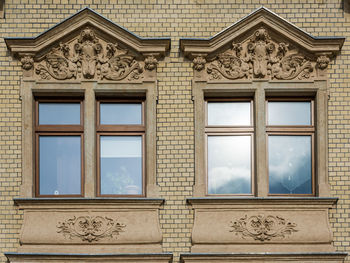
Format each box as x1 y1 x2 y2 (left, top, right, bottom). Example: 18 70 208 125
57 216 126 242
35 27 143 81
144 55 158 71
207 43 249 80
206 27 315 81
230 214 298 242
20 56 34 70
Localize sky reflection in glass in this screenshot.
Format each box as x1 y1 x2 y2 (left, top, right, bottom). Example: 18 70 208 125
39 136 81 195
268 101 311 125
208 102 251 126
39 103 80 125
208 136 251 194
100 136 142 195
100 103 142 125
269 136 312 194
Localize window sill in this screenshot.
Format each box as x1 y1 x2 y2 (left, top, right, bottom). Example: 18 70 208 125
180 252 347 263
5 252 173 263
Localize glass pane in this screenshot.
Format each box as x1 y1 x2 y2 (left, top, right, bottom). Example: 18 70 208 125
268 101 311 125
208 136 251 194
100 136 142 195
269 136 312 194
100 103 142 125
39 103 81 125
208 102 251 126
39 136 81 195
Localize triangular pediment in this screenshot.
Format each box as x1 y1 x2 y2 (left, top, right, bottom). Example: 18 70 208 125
5 8 170 82
180 7 344 81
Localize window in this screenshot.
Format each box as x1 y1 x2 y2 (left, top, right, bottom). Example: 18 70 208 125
266 99 314 195
205 99 254 195
204 97 315 196
96 99 145 196
35 99 84 197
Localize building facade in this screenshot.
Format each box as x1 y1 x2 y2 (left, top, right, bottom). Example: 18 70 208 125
0 0 350 262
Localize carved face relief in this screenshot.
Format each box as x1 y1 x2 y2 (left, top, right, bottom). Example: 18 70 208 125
193 56 206 71
20 56 34 70
317 55 330 70
145 55 158 71
230 214 298 242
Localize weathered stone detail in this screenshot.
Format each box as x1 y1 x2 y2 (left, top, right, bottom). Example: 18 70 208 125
35 27 144 81
230 214 298 241
144 55 158 71
193 56 206 71
20 56 34 70
57 216 126 242
317 55 330 70
206 28 315 81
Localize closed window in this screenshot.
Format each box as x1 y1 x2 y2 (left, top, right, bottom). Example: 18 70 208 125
205 99 254 195
267 99 314 195
35 99 84 197
96 100 145 196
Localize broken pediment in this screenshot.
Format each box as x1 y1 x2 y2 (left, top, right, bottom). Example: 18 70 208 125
5 8 170 82
180 7 344 82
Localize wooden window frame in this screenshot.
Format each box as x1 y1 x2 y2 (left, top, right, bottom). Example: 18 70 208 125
266 98 315 196
96 99 146 197
205 98 255 196
34 98 84 197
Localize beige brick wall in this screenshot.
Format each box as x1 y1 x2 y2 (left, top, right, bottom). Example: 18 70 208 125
0 0 349 262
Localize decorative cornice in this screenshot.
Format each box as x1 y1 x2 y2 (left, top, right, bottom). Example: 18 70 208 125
57 215 125 242
180 7 344 82
230 214 298 241
5 8 170 82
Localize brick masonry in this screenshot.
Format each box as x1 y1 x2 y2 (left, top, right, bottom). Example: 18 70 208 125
0 0 350 262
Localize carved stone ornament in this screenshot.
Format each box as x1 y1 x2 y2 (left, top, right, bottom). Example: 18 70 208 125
193 56 206 71
35 27 146 81
230 214 298 242
204 28 318 81
317 55 330 70
144 55 158 71
20 56 34 70
57 215 126 242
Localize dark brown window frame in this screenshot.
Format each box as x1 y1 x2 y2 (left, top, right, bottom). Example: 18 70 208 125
96 99 146 197
266 98 315 196
205 98 255 196
34 98 85 197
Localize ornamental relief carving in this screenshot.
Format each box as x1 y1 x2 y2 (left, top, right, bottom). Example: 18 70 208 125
30 27 155 81
230 214 298 242
57 215 126 242
194 28 329 81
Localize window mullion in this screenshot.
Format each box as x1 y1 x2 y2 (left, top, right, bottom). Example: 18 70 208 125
254 86 268 197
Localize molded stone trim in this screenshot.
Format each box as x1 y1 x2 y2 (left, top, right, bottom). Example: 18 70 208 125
5 253 173 263
180 253 347 263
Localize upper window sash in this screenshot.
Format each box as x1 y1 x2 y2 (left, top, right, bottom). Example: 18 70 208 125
35 99 84 133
